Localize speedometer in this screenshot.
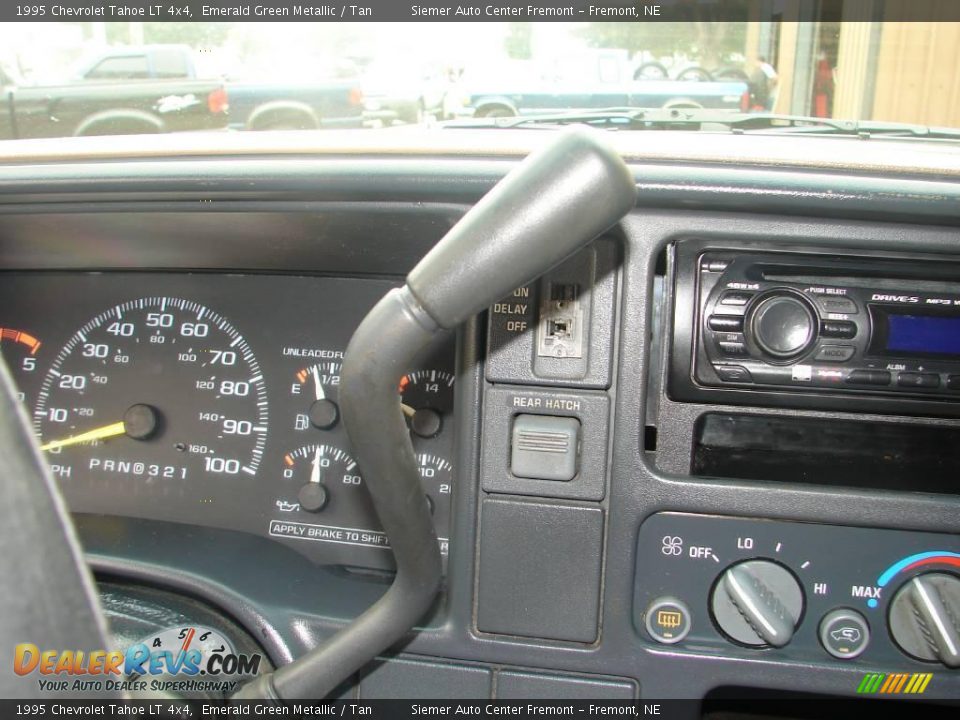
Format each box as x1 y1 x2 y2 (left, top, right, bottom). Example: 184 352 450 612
33 297 268 486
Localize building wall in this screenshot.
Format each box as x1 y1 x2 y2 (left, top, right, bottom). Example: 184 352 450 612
870 11 960 126
768 0 960 126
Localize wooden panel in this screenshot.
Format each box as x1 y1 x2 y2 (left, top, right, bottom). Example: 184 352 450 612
872 7 960 126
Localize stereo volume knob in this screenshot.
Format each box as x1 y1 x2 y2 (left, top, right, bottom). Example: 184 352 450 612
712 560 805 647
889 573 960 668
748 293 817 360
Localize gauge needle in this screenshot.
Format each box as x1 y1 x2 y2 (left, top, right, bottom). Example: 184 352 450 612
39 421 126 452
313 366 325 401
401 403 416 419
310 446 322 484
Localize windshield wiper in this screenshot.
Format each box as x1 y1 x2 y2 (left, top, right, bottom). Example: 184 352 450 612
445 109 960 140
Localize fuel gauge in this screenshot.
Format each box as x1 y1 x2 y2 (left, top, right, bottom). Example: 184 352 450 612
292 361 341 430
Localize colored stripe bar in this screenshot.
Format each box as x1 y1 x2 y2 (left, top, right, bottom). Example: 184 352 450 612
858 673 886 694
878 552 960 587
880 673 900 693
893 674 909 693
856 674 877 693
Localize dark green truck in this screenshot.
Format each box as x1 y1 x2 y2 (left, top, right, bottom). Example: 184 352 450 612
0 61 228 139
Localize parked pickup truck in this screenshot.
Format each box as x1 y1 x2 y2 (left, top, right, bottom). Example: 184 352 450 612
72 45 367 130
0 60 228 139
457 78 750 118
226 80 366 131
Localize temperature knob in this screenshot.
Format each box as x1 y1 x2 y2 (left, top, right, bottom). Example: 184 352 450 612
889 573 960 668
711 560 805 647
746 292 817 360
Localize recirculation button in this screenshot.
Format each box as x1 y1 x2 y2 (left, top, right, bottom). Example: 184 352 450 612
819 608 870 659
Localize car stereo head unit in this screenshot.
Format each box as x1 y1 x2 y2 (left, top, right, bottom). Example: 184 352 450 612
671 247 960 415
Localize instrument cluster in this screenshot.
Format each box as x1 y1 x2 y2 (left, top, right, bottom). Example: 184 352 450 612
0 272 456 571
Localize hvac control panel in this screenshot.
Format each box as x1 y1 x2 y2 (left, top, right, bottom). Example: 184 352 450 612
635 514 960 681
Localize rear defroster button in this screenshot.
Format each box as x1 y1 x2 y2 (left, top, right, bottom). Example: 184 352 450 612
645 597 692 645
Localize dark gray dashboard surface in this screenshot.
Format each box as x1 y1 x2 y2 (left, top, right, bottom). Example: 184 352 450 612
1 153 959 702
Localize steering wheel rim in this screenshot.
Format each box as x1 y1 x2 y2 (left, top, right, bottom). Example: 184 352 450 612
0 358 117 698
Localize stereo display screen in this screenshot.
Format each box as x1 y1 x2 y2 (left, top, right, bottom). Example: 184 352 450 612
884 312 960 357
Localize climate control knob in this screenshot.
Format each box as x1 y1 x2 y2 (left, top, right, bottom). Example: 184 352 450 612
747 292 817 360
889 573 960 668
711 559 805 647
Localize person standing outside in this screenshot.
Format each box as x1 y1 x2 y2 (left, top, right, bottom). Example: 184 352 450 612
748 55 779 112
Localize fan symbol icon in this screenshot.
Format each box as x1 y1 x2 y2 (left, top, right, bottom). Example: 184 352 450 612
661 536 684 556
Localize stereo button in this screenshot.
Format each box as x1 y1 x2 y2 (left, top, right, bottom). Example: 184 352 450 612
821 320 858 339
708 316 744 332
814 345 856 363
846 370 891 386
897 372 940 389
718 341 749 357
719 291 753 307
715 365 753 383
816 297 858 315
703 259 731 273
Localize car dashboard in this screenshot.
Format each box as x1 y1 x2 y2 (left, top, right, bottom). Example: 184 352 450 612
2 129 960 707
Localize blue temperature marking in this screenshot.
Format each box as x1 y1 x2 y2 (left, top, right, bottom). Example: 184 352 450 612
877 551 960 587
867 599 878 609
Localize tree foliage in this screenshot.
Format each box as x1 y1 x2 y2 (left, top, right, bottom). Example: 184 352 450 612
143 23 233 48
577 17 748 70
504 22 533 60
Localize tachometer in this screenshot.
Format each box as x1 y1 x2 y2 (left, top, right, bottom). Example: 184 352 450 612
0 327 43 404
33 298 267 485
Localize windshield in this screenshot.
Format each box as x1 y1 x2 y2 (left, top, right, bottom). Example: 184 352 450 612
0 8 957 140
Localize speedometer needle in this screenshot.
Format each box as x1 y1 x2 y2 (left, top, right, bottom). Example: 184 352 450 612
39 404 159 452
40 421 127 452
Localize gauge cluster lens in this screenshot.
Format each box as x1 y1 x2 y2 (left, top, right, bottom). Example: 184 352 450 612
34 297 268 484
0 274 456 572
